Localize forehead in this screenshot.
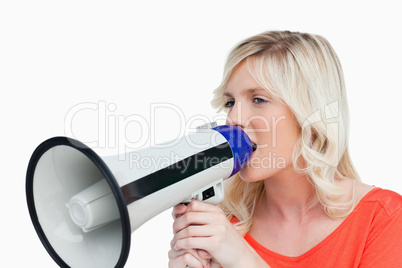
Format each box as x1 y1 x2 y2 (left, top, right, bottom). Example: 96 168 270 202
223 87 267 97
224 60 266 95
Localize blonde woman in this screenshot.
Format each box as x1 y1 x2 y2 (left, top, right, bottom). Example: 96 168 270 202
168 31 402 268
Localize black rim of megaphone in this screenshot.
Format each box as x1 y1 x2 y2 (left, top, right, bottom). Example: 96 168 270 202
26 136 131 268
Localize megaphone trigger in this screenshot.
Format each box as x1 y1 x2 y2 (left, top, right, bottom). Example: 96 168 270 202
182 178 224 205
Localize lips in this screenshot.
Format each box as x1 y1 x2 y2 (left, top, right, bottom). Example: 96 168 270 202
248 138 257 152
245 132 257 153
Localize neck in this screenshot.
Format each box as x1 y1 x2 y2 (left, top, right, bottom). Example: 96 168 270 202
261 167 318 223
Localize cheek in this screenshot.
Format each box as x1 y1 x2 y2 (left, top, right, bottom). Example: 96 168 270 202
238 124 299 181
238 149 287 182
273 134 298 161
269 116 300 159
254 124 299 160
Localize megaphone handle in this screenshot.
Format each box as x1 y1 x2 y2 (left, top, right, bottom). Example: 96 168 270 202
182 178 224 205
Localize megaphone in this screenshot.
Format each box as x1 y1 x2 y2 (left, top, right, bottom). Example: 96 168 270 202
26 124 255 268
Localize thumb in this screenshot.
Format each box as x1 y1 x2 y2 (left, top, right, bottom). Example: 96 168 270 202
210 259 221 268
197 249 213 259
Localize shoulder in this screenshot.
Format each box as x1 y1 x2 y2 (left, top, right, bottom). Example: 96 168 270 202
340 179 402 217
357 188 402 266
362 187 402 217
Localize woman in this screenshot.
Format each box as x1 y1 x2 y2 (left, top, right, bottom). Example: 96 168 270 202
168 31 402 268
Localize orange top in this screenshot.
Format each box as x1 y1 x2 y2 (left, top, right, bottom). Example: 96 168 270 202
238 188 402 267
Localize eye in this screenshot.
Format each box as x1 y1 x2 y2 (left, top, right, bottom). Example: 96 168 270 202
224 100 235 108
253 97 267 104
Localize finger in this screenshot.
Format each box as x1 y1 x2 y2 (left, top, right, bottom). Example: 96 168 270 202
172 203 188 219
173 212 212 234
198 249 213 259
168 252 203 268
210 259 221 268
186 201 221 213
174 225 213 242
168 248 206 262
168 248 190 259
174 237 212 252
170 238 175 249
168 249 210 268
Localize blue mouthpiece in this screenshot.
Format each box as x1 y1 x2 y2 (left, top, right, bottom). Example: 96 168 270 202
212 125 253 176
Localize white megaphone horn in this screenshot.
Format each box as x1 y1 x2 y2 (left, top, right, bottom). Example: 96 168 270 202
26 123 256 268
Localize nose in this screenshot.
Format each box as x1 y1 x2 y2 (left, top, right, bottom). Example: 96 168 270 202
226 101 245 129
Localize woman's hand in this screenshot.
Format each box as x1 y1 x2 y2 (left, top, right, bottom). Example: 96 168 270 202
168 203 216 268
170 201 265 268
168 247 213 268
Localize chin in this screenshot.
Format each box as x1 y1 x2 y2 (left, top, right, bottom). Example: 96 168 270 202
239 167 269 183
239 159 289 183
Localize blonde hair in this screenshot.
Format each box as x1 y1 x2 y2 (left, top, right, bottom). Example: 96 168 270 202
211 31 361 235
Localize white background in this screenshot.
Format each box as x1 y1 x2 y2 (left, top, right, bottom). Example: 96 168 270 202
1 0 401 267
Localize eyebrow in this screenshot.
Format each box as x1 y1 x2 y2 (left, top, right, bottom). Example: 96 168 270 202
223 87 267 97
